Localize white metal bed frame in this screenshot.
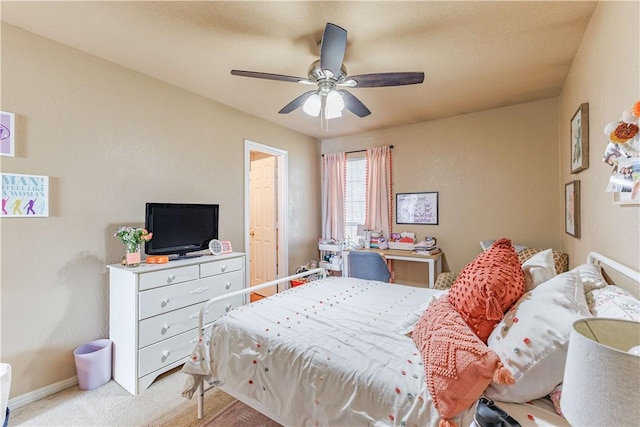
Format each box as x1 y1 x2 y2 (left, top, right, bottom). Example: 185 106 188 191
190 252 640 421
195 267 326 419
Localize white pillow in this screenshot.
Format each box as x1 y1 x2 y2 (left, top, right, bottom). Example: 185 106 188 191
586 285 640 321
521 248 556 291
394 291 446 335
571 263 608 293
485 270 591 403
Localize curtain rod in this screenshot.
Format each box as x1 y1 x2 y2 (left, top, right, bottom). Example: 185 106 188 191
322 145 393 156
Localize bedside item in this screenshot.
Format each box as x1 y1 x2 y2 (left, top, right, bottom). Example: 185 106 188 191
561 318 640 427
209 239 232 255
472 398 521 427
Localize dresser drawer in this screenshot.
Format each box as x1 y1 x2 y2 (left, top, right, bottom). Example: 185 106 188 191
138 329 197 378
138 303 202 348
200 256 244 278
138 294 244 348
138 270 245 320
138 265 199 291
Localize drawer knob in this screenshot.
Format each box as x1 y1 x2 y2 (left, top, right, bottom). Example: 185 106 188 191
161 298 170 307
161 324 171 333
162 350 170 360
221 265 227 272
225 303 232 312
167 274 176 283
225 282 231 290
190 310 209 319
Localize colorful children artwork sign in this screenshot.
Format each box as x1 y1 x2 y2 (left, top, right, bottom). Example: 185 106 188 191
0 111 15 157
1 173 49 217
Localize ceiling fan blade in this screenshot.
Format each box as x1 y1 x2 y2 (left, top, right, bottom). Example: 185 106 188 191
231 70 311 84
320 23 347 78
348 72 425 88
340 90 371 118
278 90 316 114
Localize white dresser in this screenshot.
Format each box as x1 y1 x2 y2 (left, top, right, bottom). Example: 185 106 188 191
108 252 246 395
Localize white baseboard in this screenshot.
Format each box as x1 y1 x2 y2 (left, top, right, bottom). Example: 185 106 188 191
8 376 78 409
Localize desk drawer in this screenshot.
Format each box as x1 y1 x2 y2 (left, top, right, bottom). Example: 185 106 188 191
138 265 199 291
138 329 197 377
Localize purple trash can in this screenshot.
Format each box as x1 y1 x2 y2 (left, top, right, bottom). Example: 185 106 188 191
73 339 112 390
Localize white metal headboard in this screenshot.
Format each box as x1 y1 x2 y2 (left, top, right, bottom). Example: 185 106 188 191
587 252 640 298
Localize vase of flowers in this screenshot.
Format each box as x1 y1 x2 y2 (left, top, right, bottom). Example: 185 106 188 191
115 226 153 267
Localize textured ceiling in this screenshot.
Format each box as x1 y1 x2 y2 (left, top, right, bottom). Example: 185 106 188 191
1 1 598 139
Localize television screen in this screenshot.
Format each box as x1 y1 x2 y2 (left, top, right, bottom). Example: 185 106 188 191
144 203 219 257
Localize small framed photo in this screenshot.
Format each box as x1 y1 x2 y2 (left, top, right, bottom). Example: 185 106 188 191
570 103 589 174
0 111 15 157
396 192 438 225
565 181 580 238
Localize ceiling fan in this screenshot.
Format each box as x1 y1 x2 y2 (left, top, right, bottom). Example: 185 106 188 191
231 23 425 122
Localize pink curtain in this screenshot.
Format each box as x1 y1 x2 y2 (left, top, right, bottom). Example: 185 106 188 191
322 152 346 241
366 146 392 238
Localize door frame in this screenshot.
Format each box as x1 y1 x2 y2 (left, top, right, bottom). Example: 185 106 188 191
244 140 288 288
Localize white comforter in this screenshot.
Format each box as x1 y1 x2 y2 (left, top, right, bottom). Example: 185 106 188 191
182 277 568 427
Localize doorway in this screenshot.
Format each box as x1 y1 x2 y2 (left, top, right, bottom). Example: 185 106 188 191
244 140 288 298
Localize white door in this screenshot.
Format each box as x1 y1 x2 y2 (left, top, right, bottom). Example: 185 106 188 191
249 154 277 296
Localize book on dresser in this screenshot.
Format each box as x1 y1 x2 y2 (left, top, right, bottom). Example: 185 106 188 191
107 252 246 395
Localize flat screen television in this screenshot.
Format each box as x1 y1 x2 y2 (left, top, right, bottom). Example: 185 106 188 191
144 202 219 257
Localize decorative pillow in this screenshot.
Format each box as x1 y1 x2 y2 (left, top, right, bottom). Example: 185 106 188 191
448 238 525 342
572 263 608 293
521 248 556 291
480 239 527 252
586 285 640 321
394 291 446 335
517 248 569 273
412 296 514 424
485 270 591 403
549 383 564 416
433 272 458 290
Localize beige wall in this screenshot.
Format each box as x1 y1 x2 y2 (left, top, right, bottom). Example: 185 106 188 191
558 1 639 272
323 98 561 278
0 24 321 397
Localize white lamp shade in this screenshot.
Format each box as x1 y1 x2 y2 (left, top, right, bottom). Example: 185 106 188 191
561 318 640 427
302 93 321 117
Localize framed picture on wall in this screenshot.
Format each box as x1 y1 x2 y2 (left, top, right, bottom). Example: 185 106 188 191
396 192 438 225
0 111 15 157
565 180 580 238
570 103 589 173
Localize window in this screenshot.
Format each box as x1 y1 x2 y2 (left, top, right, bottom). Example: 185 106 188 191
344 154 366 240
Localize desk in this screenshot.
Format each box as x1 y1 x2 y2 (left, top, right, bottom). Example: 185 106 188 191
342 248 442 288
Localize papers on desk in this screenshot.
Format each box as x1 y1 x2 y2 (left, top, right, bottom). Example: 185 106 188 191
412 247 441 256
412 237 441 255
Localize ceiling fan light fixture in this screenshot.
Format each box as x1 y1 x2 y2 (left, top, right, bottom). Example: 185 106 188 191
302 93 321 117
325 90 344 120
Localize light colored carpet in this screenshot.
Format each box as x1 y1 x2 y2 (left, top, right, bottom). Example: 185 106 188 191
9 368 237 426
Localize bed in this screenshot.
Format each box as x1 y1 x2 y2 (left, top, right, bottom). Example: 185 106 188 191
182 247 640 427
